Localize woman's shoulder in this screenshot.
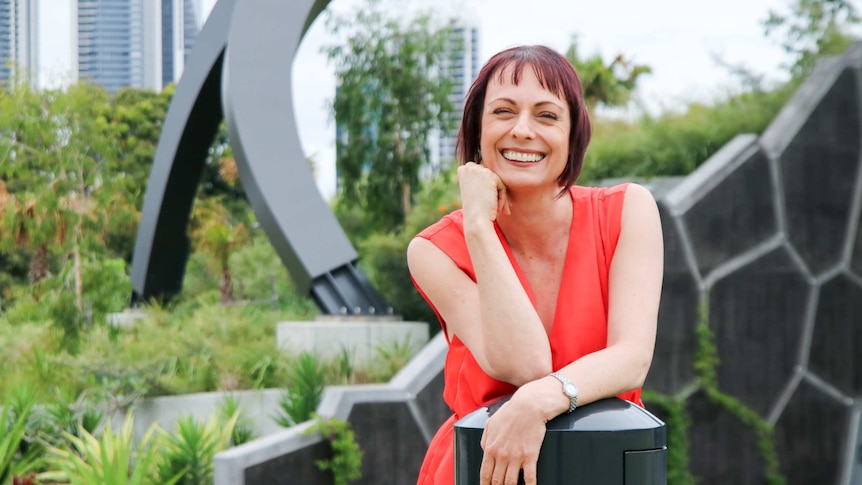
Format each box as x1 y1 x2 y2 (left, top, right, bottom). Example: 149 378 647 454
415 209 465 241
571 182 631 203
572 182 657 204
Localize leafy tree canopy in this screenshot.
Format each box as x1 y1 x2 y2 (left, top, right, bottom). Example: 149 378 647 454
764 0 860 78
324 0 457 232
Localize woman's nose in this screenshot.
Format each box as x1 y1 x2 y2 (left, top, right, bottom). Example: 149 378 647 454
511 113 535 139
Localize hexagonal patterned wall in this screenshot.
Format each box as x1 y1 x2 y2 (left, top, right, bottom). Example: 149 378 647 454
645 42 862 484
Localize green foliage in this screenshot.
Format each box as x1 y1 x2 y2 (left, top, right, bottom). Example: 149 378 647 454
764 0 860 78
641 390 695 485
368 336 419 382
0 389 42 485
581 85 795 183
642 294 787 484
274 352 327 427
154 413 237 485
564 36 651 110
694 298 785 484
33 388 105 451
107 86 173 208
305 414 363 485
0 296 317 401
42 412 178 485
218 395 257 445
356 166 460 328
324 0 457 231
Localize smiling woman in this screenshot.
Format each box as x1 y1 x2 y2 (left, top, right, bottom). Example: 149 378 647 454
407 45 664 485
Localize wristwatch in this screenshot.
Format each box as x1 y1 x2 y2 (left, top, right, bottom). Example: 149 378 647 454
549 372 579 413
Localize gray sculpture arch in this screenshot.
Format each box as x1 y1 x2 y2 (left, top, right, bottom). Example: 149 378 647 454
130 0 388 314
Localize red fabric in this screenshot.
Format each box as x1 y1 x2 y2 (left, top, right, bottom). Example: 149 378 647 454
412 184 642 485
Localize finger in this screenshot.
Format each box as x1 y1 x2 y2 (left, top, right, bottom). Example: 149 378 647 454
491 463 508 485
522 461 538 485
503 463 523 485
479 453 494 485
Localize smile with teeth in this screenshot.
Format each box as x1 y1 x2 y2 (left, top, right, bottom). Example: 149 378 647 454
501 150 545 163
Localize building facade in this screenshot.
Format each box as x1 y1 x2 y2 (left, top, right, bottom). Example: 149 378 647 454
433 21 480 170
74 0 200 93
161 0 201 89
0 0 39 85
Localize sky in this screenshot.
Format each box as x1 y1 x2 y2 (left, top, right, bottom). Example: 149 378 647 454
39 0 860 199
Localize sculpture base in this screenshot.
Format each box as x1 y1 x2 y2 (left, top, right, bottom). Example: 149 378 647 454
276 317 429 366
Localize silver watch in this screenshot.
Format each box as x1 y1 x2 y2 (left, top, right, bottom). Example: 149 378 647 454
549 372 579 413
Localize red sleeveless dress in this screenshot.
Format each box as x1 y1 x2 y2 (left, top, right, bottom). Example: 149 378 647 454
411 184 643 485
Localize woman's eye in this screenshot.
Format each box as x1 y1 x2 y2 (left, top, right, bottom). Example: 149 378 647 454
493 108 512 115
540 112 559 120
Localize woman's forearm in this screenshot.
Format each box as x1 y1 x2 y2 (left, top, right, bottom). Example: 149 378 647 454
464 217 552 385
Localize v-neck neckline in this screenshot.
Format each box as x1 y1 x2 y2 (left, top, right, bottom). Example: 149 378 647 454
491 188 575 342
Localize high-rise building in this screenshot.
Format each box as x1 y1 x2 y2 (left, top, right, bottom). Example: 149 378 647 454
161 0 201 88
0 0 39 85
428 20 480 174
420 19 481 177
73 0 200 93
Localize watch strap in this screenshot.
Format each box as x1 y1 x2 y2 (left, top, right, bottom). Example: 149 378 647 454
549 372 578 413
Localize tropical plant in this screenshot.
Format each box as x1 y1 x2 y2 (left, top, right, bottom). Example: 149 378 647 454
564 36 651 111
41 411 178 485
0 391 42 485
274 351 327 427
154 412 238 485
189 197 250 303
218 395 257 445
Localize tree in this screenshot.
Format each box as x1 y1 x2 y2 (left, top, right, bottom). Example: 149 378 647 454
324 0 456 232
189 196 250 304
107 85 173 208
764 0 860 78
0 80 124 306
564 36 651 112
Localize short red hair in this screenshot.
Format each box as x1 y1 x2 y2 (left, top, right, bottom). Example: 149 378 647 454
456 45 591 190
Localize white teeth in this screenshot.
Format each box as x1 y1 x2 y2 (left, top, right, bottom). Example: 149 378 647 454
502 150 544 163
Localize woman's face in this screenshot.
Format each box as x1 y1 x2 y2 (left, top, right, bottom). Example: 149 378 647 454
479 64 571 193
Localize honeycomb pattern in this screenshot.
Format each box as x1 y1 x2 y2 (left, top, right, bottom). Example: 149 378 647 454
645 42 862 484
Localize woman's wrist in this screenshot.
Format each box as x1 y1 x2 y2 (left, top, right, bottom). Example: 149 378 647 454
514 377 571 423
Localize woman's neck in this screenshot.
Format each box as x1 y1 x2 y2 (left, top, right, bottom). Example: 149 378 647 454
495 186 573 253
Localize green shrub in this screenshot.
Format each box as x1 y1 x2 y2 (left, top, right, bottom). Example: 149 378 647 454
581 85 795 183
218 395 256 445
42 411 176 485
274 352 327 427
368 336 419 382
155 413 238 485
0 389 43 485
306 414 363 485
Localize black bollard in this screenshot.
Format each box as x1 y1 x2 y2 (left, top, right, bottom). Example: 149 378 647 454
454 397 667 484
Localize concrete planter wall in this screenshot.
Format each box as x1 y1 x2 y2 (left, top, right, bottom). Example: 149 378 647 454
110 388 286 444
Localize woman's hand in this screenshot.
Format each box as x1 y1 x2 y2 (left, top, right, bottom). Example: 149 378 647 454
459 161 511 224
479 392 547 485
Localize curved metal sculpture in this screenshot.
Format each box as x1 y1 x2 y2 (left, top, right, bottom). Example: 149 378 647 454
130 0 388 315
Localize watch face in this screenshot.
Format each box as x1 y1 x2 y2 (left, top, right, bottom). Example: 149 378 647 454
564 382 578 397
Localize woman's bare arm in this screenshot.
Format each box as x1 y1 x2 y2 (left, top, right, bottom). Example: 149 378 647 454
407 233 552 386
